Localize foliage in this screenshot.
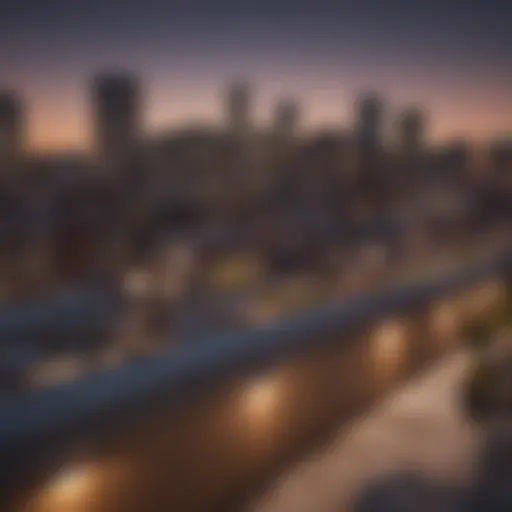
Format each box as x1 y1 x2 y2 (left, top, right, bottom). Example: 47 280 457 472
494 287 512 327
460 319 494 351
464 360 494 420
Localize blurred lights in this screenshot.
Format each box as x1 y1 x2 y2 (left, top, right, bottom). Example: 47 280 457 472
49 466 92 500
123 269 150 298
371 319 407 377
209 254 262 289
33 464 97 512
249 299 280 325
244 374 282 423
28 357 86 388
29 459 130 512
152 242 196 300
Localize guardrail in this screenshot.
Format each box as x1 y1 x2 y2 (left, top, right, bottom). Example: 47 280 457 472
1 252 510 511
0 286 121 344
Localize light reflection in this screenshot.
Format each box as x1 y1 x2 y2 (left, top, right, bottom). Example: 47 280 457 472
370 319 407 378
49 466 91 500
123 268 150 298
30 464 97 512
239 372 287 451
209 254 263 289
28 357 87 388
28 458 131 512
244 375 281 421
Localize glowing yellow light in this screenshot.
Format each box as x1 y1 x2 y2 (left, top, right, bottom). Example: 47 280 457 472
50 467 91 499
209 254 262 289
32 464 98 512
28 459 130 512
245 377 279 418
371 319 407 377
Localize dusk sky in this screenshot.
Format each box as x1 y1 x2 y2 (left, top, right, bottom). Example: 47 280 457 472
1 0 511 152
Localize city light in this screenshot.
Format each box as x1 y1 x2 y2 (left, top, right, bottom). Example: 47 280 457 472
30 464 97 512
123 269 151 299
28 357 87 389
240 373 287 448
27 458 132 512
244 375 281 421
49 466 91 499
370 319 408 378
209 254 263 290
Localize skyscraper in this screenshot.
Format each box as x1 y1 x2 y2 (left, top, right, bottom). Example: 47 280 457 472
354 93 385 198
398 107 426 158
489 138 512 177
92 72 141 172
273 98 300 141
356 93 384 152
226 80 251 137
0 91 24 172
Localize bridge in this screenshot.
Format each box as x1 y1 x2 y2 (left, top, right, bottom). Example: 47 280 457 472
0 252 510 511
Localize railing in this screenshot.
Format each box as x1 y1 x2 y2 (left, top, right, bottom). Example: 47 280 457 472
0 286 120 344
0 252 510 511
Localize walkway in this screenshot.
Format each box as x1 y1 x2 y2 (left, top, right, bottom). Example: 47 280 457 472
247 350 482 512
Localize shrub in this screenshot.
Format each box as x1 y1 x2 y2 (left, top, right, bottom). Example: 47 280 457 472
464 361 494 420
461 319 493 352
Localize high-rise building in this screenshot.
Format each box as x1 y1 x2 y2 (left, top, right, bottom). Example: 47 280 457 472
226 80 251 137
355 93 384 151
273 98 300 140
0 91 24 172
225 80 264 197
398 107 426 157
489 138 512 177
92 72 141 172
435 141 471 185
354 93 386 200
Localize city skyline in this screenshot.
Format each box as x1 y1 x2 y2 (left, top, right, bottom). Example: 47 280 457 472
1 0 511 152
2 72 511 156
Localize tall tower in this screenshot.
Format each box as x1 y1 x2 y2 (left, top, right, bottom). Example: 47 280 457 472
226 80 251 138
225 80 261 199
92 71 141 173
356 93 384 152
354 93 385 199
398 107 426 158
0 91 24 173
273 98 300 141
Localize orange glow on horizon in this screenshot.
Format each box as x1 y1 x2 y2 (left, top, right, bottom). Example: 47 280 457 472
22 78 511 153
